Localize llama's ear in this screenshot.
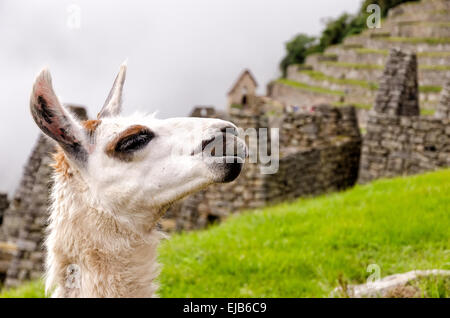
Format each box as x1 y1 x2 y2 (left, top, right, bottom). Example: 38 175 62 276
30 68 88 162
98 61 127 118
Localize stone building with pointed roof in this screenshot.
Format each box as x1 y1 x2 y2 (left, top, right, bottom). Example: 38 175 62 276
227 69 258 112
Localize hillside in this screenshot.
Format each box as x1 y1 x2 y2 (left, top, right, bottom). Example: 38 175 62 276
2 169 449 297
270 0 450 126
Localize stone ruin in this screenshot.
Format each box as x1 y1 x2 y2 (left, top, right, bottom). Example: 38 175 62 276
0 106 87 288
0 48 449 289
0 194 8 228
190 106 218 118
435 77 450 119
359 50 450 182
227 69 258 113
0 194 10 283
373 49 419 116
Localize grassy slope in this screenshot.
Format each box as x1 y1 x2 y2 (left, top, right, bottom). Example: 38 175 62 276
159 169 449 297
1 170 449 298
299 70 380 90
276 78 345 96
0 280 45 298
299 70 442 94
323 61 450 71
383 37 450 45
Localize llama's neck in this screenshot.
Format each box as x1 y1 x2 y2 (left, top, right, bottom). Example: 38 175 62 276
46 158 166 298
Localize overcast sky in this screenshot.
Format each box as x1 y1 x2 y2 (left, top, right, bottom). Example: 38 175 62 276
0 0 361 195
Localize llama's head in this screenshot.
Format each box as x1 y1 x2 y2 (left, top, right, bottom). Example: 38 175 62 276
29 63 246 225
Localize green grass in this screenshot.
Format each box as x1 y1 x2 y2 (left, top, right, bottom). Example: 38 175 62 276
275 79 345 96
418 51 450 58
299 70 379 90
160 170 450 297
354 48 389 56
420 65 450 71
353 48 450 58
323 61 384 70
383 37 450 45
412 276 449 298
299 70 440 94
0 280 45 298
323 61 450 72
230 103 243 109
397 21 450 27
322 53 338 58
419 86 442 93
420 109 436 116
2 170 449 298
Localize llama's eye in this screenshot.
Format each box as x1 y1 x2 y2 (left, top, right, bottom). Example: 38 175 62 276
115 130 154 153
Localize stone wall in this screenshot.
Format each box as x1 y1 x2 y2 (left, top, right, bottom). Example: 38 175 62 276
1 136 54 244
278 105 360 149
0 106 87 288
359 114 449 182
0 194 8 227
392 22 450 38
268 81 342 107
265 140 361 203
435 77 450 119
3 135 54 287
0 194 11 284
374 49 419 116
190 106 217 118
359 50 450 183
387 0 450 23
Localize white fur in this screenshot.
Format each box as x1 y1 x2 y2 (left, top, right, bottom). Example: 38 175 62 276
29 64 245 297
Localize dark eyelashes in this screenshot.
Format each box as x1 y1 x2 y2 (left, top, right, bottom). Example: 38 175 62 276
115 130 154 153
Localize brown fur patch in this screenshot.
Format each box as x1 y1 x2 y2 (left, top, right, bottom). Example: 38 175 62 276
105 125 149 161
51 146 72 178
82 120 101 133
82 120 102 143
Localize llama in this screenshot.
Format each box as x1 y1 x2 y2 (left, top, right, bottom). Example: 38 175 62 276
29 63 247 297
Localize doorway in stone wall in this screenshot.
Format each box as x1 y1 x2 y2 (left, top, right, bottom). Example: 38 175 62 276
241 87 248 105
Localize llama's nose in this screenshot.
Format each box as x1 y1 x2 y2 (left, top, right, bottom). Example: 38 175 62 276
220 125 238 136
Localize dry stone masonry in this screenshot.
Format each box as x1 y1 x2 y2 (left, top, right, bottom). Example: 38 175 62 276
359 50 449 183
0 107 87 288
0 194 11 283
2 136 55 287
373 49 419 116
0 194 8 228
435 77 450 119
